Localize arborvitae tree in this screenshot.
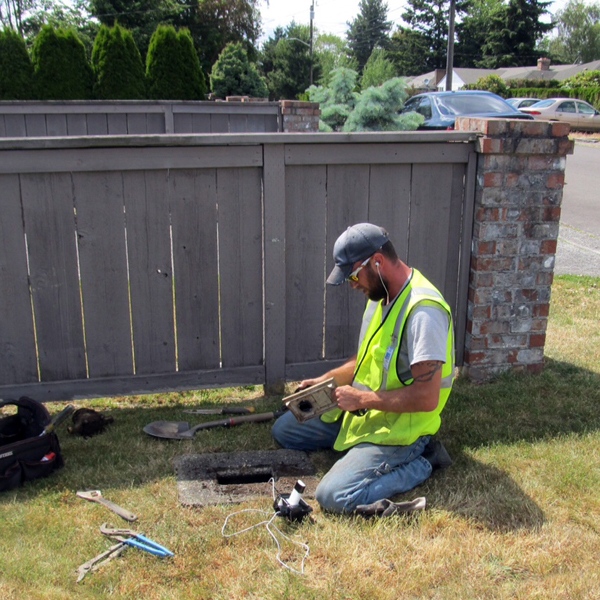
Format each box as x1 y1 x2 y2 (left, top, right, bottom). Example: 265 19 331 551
347 0 392 72
0 27 34 100
343 78 423 132
92 23 146 99
31 25 93 100
210 42 268 98
146 25 206 100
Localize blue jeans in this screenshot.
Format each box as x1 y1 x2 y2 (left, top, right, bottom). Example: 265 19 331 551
272 410 432 513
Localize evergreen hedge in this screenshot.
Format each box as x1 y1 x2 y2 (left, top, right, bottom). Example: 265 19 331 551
506 87 600 110
146 25 206 100
0 28 34 100
31 25 93 100
93 23 146 100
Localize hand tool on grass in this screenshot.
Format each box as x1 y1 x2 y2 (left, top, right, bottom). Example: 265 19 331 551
143 409 285 440
76 490 138 522
100 523 174 557
76 540 128 583
39 404 75 436
183 406 255 415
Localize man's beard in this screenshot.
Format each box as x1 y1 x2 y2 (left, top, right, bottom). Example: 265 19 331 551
364 266 389 302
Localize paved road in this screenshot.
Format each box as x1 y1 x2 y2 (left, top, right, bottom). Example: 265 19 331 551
555 141 600 277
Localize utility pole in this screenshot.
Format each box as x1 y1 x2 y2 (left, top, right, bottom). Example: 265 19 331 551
309 2 314 86
445 0 456 91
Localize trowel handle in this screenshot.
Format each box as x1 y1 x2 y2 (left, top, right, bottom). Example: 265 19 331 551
188 411 281 435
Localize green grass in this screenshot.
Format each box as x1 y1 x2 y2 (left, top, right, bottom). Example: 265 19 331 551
1 275 600 599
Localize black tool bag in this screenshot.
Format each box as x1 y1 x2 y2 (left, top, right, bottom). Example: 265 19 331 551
0 397 64 492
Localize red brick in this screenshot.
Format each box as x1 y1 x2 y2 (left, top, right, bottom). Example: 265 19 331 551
533 304 550 317
479 138 504 154
483 172 503 187
505 173 519 187
542 206 561 222
551 122 571 137
545 173 565 189
558 139 575 155
475 241 496 255
536 272 554 286
528 156 555 170
473 305 492 319
472 257 515 271
530 334 546 348
540 239 558 254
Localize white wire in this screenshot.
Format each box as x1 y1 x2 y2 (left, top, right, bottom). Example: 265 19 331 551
220 479 310 575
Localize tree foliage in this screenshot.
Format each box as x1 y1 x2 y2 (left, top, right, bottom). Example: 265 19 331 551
387 26 431 76
455 0 504 67
92 23 146 99
562 70 600 88
314 33 357 85
260 22 319 100
210 40 267 98
543 0 600 64
146 24 206 100
0 26 33 99
465 74 508 95
31 24 93 99
308 69 421 132
477 0 553 68
307 67 360 131
344 78 423 132
360 48 397 89
347 0 392 72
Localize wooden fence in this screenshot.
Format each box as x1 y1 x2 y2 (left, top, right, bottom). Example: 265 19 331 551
0 101 282 137
0 132 477 401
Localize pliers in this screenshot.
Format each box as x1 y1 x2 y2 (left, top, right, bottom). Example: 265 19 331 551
100 523 174 557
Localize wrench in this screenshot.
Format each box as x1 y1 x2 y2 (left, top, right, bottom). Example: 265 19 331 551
76 540 127 583
76 490 138 522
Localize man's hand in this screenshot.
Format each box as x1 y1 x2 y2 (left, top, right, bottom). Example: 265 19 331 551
333 386 370 412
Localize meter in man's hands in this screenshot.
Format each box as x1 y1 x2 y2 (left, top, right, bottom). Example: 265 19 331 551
283 378 337 422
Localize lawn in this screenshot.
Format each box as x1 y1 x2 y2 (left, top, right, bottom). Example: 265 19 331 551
1 275 599 599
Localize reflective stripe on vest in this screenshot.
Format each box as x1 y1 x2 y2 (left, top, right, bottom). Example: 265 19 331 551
323 269 455 451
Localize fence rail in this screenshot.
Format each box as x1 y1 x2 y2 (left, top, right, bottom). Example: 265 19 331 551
0 132 477 401
0 101 282 137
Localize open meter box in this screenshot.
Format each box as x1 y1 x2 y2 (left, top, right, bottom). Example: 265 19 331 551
283 378 337 423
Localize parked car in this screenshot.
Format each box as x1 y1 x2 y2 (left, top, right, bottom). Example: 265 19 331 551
520 98 600 131
506 97 540 109
399 91 534 130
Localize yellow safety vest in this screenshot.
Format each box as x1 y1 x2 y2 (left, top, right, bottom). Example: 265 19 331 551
322 269 455 451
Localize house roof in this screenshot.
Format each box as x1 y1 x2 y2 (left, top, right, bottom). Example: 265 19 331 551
407 59 600 89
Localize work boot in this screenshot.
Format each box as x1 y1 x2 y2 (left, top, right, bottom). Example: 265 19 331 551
422 438 452 470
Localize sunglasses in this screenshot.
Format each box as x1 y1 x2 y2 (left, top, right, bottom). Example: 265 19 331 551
347 256 371 282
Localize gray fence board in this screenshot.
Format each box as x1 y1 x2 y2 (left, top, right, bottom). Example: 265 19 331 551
67 114 87 136
0 175 38 384
46 114 67 136
263 144 287 388
217 168 264 368
74 172 133 377
147 113 165 134
20 173 87 381
123 170 176 374
367 164 412 260
5 115 26 137
325 165 370 359
170 169 220 371
285 165 328 363
127 113 147 134
229 114 248 133
25 114 47 137
87 114 108 135
192 114 211 133
174 113 193 133
107 113 128 135
0 116 5 136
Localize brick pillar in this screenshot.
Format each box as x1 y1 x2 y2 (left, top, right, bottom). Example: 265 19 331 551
455 117 574 382
280 100 321 132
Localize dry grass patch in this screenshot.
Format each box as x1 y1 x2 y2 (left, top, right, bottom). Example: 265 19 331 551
1 275 600 599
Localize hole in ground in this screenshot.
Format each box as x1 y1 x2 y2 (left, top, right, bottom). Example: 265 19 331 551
216 470 274 485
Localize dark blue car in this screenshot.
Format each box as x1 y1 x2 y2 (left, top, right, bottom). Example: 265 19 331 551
400 90 534 130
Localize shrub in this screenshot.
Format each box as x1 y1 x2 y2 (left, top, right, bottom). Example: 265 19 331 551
562 71 600 90
210 42 268 99
146 25 206 100
31 25 93 100
0 28 34 100
92 23 146 100
463 74 508 96
343 77 423 132
360 48 397 90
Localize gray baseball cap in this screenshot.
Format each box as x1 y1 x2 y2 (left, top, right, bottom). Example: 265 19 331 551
326 223 390 285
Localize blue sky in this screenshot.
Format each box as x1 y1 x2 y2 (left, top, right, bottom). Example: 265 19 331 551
258 0 570 44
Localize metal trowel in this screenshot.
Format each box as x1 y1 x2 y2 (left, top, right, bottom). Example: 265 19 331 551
143 410 284 440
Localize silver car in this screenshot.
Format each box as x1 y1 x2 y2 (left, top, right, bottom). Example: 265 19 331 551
506 97 540 109
520 98 600 131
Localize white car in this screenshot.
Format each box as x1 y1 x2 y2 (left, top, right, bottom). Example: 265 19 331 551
520 98 600 131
